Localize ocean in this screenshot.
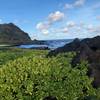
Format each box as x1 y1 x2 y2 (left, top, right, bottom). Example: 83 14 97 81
18 39 73 50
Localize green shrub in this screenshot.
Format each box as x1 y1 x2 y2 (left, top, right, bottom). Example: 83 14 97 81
0 48 48 66
0 52 96 100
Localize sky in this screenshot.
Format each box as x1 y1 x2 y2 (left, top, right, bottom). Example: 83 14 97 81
0 0 100 40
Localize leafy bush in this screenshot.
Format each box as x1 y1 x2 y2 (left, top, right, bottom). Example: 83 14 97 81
0 51 96 100
0 48 48 66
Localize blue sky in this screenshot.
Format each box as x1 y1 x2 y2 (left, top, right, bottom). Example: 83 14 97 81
0 0 100 40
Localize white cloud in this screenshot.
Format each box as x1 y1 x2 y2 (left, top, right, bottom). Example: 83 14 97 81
95 26 100 33
42 30 49 35
61 27 69 33
36 11 65 35
36 22 50 35
74 0 85 7
76 26 81 31
64 4 73 9
87 24 94 31
48 11 64 23
64 0 86 9
86 24 100 33
67 21 76 28
36 22 50 31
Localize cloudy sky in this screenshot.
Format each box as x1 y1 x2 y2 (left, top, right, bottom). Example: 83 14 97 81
0 0 100 40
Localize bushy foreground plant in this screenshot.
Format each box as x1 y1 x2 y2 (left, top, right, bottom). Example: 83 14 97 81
0 48 48 66
0 52 97 100
0 48 28 66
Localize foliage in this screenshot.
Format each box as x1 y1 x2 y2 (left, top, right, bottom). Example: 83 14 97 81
0 48 48 66
0 50 96 100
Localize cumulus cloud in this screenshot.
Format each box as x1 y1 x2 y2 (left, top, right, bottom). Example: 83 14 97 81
61 27 69 33
42 30 49 35
64 0 86 9
48 11 64 23
64 4 73 9
50 21 76 34
51 21 100 35
87 24 94 31
36 22 50 31
86 24 100 33
36 22 50 35
74 0 85 7
66 21 76 28
36 11 65 34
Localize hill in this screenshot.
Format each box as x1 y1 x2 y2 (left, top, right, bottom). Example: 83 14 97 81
0 23 31 45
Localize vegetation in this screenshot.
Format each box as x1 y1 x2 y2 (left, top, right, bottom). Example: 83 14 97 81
0 48 99 100
0 48 31 66
0 48 48 66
